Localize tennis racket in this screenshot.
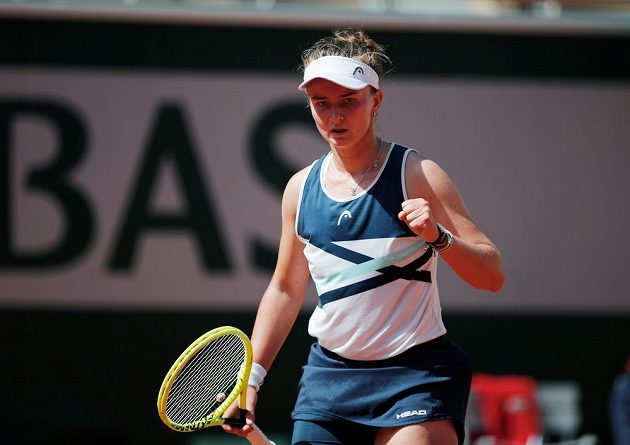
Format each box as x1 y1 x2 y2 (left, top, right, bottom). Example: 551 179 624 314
157 326 275 445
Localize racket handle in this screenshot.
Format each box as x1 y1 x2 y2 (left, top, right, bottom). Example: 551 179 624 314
222 408 248 427
247 423 275 445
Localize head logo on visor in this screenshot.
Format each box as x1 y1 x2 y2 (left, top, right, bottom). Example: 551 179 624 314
298 56 379 91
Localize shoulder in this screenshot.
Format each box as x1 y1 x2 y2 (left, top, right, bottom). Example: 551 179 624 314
403 149 453 196
285 164 312 194
403 149 474 228
395 145 441 175
402 147 436 172
282 164 313 213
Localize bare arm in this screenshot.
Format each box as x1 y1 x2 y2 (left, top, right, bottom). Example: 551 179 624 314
398 152 505 291
223 169 310 438
250 169 311 371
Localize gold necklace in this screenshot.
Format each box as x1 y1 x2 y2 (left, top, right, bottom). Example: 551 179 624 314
330 139 385 196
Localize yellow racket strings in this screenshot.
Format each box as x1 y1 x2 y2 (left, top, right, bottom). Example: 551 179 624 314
166 334 245 424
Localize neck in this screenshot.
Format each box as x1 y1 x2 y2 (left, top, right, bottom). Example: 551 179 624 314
327 139 386 197
331 136 381 175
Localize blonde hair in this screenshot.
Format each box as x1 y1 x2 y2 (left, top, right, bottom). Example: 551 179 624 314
300 28 392 78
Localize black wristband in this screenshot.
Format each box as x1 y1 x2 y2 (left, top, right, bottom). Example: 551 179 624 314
427 223 453 253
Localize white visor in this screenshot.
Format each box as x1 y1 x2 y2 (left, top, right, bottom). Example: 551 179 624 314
298 56 379 91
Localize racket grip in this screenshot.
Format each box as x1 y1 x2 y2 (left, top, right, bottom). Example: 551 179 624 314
222 408 248 428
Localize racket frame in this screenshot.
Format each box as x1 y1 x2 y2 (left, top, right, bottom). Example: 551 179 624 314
157 326 253 432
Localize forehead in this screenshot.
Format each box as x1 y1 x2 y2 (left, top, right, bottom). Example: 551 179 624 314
304 78 366 99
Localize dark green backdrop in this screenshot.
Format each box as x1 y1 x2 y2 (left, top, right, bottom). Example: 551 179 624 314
2 310 629 444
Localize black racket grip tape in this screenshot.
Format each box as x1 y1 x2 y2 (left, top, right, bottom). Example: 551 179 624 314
222 409 248 427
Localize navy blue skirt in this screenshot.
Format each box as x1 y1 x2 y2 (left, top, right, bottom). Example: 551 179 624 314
291 336 472 444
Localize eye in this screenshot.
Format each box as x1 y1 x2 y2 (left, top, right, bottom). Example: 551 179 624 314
343 97 356 104
314 100 328 108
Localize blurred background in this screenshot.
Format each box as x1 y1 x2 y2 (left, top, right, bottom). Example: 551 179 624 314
1 1 630 444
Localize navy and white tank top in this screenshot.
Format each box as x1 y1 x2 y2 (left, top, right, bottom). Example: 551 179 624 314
296 142 447 361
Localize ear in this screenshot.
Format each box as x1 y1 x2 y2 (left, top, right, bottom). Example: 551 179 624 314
372 90 384 116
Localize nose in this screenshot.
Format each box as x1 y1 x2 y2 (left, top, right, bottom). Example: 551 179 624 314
330 107 344 123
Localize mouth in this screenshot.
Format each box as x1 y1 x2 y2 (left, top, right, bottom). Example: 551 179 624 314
330 128 348 136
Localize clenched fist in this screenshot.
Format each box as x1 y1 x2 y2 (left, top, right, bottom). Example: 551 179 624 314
398 198 440 243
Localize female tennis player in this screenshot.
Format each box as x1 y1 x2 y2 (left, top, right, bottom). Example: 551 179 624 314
224 28 505 445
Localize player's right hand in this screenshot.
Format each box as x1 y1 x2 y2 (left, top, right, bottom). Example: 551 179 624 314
221 386 258 437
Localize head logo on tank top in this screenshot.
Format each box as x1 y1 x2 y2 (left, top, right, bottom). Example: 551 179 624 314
336 210 352 226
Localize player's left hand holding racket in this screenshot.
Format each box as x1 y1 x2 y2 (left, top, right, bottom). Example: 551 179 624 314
157 326 275 445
